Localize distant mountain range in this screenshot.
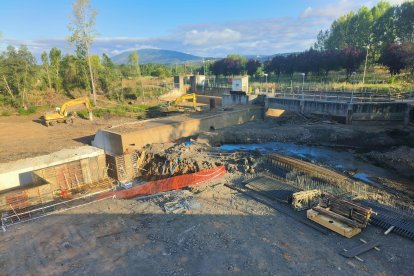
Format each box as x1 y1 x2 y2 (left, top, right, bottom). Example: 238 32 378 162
111 49 204 65
110 48 295 65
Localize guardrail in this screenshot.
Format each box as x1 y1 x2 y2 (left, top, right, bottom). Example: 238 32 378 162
260 90 414 103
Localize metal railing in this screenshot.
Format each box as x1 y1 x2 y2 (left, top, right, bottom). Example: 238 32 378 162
259 89 414 103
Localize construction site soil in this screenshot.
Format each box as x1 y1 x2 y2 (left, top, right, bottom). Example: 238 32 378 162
1 114 413 275
0 114 133 163
1 181 413 275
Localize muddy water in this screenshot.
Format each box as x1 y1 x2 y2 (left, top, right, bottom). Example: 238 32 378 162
219 142 393 185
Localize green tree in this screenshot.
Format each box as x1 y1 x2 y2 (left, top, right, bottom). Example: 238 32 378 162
0 45 36 107
60 54 89 92
99 53 120 98
128 50 141 77
400 42 414 74
395 1 414 42
49 48 62 93
354 6 373 48
41 51 52 89
67 0 98 104
314 30 329 51
371 2 394 59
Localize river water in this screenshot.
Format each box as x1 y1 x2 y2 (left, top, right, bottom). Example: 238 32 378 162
219 142 391 185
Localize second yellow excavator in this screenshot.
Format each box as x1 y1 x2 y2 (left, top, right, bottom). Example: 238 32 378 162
42 97 93 126
160 93 200 113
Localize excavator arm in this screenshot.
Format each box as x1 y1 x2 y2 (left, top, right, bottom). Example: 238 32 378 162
59 97 92 116
160 93 199 113
173 93 197 110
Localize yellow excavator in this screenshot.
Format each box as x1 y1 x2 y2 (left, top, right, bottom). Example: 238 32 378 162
42 97 93 126
160 93 200 113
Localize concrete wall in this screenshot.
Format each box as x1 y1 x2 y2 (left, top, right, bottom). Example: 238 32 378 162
222 94 249 106
0 146 105 192
267 98 349 116
195 87 230 96
92 106 264 156
351 102 407 122
266 97 410 124
222 94 262 107
33 155 106 190
195 94 222 107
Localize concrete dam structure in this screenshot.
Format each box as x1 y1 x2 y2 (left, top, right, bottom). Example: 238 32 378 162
266 97 413 124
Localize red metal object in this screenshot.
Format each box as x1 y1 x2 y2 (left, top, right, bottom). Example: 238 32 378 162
98 166 226 199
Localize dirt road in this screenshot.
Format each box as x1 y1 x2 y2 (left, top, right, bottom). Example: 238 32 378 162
0 114 132 163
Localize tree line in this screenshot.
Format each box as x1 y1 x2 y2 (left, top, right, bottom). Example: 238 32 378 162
210 1 414 80
0 0 187 109
0 44 182 108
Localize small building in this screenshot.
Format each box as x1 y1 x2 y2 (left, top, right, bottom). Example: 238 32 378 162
231 76 249 93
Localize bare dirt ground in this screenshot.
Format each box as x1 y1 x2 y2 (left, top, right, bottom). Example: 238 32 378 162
0 180 412 275
1 115 414 275
0 114 133 163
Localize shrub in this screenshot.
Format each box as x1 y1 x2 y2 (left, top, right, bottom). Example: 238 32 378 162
17 106 37 115
388 76 396 84
1 111 11 116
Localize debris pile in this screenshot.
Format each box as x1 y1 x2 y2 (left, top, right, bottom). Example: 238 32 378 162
365 146 414 179
138 142 218 178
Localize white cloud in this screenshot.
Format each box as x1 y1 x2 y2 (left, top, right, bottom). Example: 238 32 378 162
183 28 241 46
3 0 409 59
301 0 360 19
301 0 410 20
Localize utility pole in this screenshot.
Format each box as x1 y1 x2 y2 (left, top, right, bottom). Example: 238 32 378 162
300 73 305 99
351 71 357 103
362 45 369 85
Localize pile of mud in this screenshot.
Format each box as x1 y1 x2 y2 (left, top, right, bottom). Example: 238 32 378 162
365 146 414 179
201 120 414 149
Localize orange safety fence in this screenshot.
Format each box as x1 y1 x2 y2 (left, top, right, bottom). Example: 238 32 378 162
98 166 226 200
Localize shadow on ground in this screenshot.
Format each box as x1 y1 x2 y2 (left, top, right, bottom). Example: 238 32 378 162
0 196 412 275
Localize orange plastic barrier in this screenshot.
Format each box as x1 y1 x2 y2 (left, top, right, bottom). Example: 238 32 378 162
99 166 226 199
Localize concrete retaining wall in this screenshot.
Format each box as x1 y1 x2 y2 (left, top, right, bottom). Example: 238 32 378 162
222 94 262 107
222 94 249 106
266 97 410 124
0 146 105 192
195 94 222 107
92 106 264 156
351 102 407 122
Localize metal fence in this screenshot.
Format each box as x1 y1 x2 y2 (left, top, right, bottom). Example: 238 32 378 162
258 87 414 103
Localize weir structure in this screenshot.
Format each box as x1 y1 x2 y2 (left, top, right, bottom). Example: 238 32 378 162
264 91 414 125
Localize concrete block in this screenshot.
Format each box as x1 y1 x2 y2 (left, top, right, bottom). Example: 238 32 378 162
92 107 264 155
0 146 105 192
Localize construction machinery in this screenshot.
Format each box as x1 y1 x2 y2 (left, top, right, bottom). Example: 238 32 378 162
160 93 200 113
42 97 93 126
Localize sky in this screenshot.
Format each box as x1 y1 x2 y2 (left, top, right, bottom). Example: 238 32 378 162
0 0 409 58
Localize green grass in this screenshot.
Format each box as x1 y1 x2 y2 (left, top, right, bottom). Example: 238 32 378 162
1 111 12 116
17 106 37 115
77 103 160 119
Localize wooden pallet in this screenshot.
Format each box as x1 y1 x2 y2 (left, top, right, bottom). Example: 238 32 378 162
307 209 361 238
